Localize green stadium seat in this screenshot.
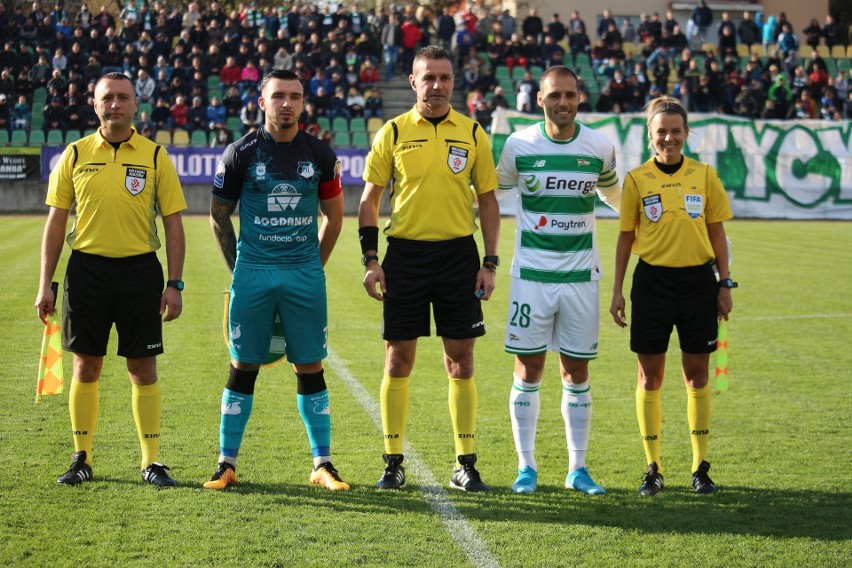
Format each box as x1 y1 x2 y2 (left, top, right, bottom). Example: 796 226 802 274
64 130 81 144
317 117 331 132
32 87 47 104
138 103 153 117
83 129 96 137
332 131 349 148
349 117 366 132
0 130 8 145
207 76 221 92
350 131 369 148
529 66 543 80
46 129 63 146
837 58 851 72
226 116 242 133
191 129 208 146
30 130 47 145
495 65 511 80
10 130 27 146
30 115 44 131
511 66 527 80
332 116 349 131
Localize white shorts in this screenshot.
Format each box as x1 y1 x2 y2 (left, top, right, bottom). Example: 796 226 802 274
503 278 600 359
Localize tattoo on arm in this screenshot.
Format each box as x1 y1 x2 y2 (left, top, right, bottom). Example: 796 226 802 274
210 196 238 274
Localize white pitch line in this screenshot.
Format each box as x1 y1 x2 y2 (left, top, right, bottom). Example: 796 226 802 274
736 314 852 321
327 347 500 568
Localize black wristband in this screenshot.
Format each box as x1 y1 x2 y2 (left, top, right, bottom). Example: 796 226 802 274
359 226 379 254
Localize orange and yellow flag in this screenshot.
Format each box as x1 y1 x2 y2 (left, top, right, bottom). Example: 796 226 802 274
36 309 64 404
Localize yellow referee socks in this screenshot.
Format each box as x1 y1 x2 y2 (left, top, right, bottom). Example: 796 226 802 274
449 377 477 460
636 385 662 472
132 383 162 469
380 375 409 455
687 383 712 472
69 379 99 465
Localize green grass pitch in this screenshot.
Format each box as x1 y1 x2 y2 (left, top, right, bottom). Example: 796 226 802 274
1 215 850 566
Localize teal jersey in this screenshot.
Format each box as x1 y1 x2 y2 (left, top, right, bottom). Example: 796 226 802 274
213 128 342 268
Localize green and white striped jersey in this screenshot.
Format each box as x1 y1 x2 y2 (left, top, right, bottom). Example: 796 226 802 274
496 122 621 283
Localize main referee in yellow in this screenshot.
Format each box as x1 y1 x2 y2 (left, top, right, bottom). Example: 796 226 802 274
35 72 187 488
358 46 500 492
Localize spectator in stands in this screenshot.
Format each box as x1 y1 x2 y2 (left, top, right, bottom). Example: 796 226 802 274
171 94 189 131
42 95 65 133
329 85 349 121
569 24 591 67
135 68 156 104
776 23 799 57
820 86 841 119
0 93 12 134
12 95 31 131
187 95 207 132
241 59 259 92
220 56 242 90
790 89 818 119
608 69 629 108
690 0 713 49
239 98 263 134
834 69 849 102
380 13 402 81
718 26 737 58
222 85 242 117
206 94 227 133
151 97 172 133
359 59 378 89
821 14 841 50
436 7 455 53
364 87 383 119
489 86 509 110
400 16 422 73
803 19 822 50
347 86 365 118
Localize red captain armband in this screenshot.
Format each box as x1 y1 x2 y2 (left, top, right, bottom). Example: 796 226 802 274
318 177 342 200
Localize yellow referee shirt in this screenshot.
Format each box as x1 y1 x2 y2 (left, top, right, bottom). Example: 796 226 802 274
620 157 732 267
362 105 498 241
46 129 186 258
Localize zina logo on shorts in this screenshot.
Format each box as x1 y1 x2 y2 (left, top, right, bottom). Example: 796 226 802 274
267 183 301 212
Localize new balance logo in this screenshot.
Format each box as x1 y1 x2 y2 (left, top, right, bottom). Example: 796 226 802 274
533 160 546 167
691 429 709 435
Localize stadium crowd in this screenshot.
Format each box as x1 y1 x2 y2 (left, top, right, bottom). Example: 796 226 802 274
0 1 850 146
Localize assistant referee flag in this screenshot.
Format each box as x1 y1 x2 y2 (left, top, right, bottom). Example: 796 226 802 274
36 282 64 403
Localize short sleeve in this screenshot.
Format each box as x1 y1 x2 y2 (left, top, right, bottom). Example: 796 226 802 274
45 145 76 209
471 125 498 195
155 147 187 216
362 122 394 186
619 172 640 231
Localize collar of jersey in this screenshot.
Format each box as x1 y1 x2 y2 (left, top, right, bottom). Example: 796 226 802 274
539 121 581 144
411 104 458 124
95 127 141 149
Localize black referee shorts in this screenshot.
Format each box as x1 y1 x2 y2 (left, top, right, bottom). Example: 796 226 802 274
381 236 485 341
629 259 719 355
63 251 165 358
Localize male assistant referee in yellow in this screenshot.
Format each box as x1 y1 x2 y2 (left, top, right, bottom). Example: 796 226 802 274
359 46 501 491
35 72 187 488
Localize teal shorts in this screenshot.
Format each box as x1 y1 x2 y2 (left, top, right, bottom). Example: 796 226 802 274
228 264 328 364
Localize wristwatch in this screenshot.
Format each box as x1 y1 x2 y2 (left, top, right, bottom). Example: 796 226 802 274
483 255 500 270
166 279 184 291
717 278 738 289
361 254 379 266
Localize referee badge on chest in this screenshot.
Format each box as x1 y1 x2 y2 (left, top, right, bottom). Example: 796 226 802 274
447 145 468 174
124 167 147 195
684 194 704 219
643 194 663 223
